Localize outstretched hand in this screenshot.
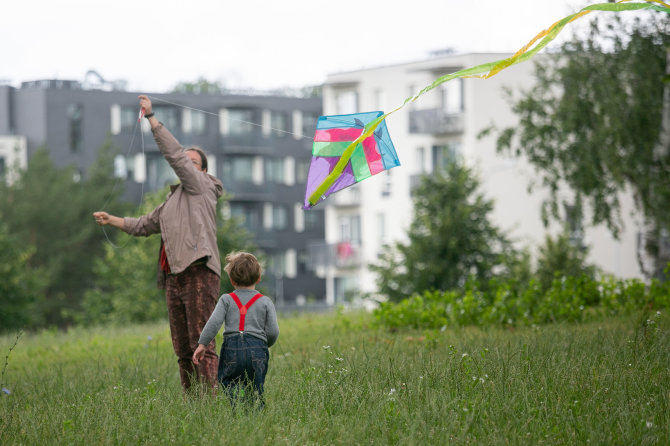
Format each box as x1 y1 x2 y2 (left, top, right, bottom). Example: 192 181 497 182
93 211 111 226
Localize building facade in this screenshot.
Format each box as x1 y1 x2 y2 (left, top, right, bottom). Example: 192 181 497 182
0 80 326 306
318 52 645 304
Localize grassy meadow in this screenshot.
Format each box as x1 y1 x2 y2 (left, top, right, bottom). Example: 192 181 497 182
1 310 668 445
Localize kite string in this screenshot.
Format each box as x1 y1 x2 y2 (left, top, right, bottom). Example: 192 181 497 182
146 95 314 140
99 114 147 249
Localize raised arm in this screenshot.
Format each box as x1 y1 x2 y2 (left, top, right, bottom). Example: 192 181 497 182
138 95 159 130
138 95 208 195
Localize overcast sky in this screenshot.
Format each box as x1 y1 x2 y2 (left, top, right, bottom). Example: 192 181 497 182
3 0 599 93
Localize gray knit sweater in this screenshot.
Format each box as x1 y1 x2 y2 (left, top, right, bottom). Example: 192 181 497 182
198 288 279 347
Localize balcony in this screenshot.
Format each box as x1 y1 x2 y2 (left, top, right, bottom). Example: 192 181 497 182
221 178 274 200
330 186 361 207
221 132 272 153
307 241 362 271
409 108 464 135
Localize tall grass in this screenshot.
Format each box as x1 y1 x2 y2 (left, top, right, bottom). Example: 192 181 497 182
1 310 668 445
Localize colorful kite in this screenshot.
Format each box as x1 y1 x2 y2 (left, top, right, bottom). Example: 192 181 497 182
303 111 400 209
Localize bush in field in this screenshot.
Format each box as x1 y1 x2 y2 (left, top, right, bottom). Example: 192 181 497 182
75 227 166 326
374 270 670 330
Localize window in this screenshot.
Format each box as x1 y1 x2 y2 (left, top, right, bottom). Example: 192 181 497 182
432 143 460 171
110 154 143 182
304 208 322 231
270 111 290 137
184 109 207 135
377 212 387 244
272 205 288 230
338 214 360 244
381 170 392 197
335 91 358 114
296 160 310 184
231 202 260 231
334 276 360 303
110 106 138 134
228 108 256 135
294 204 304 232
416 147 426 173
301 112 320 138
151 106 179 132
265 158 284 184
374 89 386 111
114 154 128 179
146 155 177 190
68 104 83 153
264 203 288 231
297 249 310 275
121 107 137 132
266 250 297 279
441 78 463 114
223 156 253 182
266 251 287 277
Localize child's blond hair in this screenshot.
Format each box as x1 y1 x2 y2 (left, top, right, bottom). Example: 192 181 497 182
224 251 262 287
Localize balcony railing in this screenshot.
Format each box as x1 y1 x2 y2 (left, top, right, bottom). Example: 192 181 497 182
409 108 464 134
307 241 362 270
221 178 274 200
330 186 361 207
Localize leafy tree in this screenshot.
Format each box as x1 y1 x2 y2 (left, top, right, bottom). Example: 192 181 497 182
0 223 47 332
0 140 127 328
77 188 254 326
495 15 670 278
371 161 517 302
172 77 226 94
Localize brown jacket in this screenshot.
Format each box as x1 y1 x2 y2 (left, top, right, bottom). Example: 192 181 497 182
122 123 224 288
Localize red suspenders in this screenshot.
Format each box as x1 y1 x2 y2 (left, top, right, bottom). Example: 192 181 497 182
229 292 264 332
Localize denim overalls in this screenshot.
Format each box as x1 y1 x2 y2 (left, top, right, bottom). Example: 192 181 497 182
217 292 269 406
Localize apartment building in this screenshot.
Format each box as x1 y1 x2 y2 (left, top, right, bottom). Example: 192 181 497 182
317 52 645 304
0 79 326 306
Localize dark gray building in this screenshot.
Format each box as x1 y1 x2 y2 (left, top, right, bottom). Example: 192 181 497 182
0 79 326 307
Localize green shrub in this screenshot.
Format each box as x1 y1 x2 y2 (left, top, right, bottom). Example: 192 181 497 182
374 272 670 330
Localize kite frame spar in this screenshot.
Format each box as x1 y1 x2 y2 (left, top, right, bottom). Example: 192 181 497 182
304 111 400 209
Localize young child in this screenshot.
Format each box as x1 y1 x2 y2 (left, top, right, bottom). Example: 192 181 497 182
193 251 279 406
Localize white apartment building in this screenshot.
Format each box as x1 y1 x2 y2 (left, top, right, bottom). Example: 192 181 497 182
318 52 644 304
